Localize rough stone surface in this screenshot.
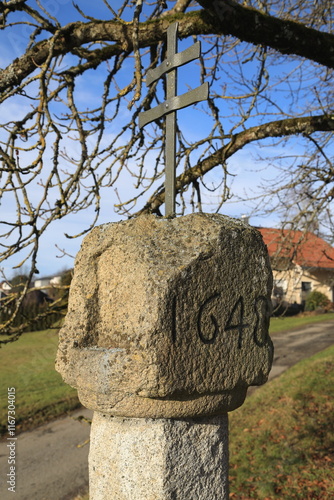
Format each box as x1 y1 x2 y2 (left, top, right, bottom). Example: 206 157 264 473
89 412 229 500
56 213 273 417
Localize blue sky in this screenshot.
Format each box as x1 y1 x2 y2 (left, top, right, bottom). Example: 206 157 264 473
0 1 331 279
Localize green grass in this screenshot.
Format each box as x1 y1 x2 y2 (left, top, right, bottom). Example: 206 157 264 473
0 312 333 438
0 329 79 436
229 345 334 499
75 344 334 500
269 312 334 333
0 315 333 499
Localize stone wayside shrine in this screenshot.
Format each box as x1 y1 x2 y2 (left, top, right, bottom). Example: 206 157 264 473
56 23 273 500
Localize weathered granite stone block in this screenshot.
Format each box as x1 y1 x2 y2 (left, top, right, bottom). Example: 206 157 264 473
89 413 229 500
56 213 273 417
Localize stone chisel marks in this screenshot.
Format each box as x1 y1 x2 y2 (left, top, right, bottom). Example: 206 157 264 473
56 213 274 419
56 212 274 500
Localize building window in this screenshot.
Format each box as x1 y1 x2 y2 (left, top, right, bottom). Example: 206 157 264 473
273 279 287 298
301 282 312 292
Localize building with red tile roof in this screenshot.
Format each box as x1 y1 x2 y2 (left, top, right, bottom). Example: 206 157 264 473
257 227 334 306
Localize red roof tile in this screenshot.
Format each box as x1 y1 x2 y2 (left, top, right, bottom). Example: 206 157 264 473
257 227 334 269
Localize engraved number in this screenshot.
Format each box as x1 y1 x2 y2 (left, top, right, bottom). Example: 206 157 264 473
197 293 220 344
225 296 250 349
171 293 270 348
253 295 270 347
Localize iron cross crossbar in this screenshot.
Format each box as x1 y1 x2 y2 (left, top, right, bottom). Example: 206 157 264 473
139 22 209 217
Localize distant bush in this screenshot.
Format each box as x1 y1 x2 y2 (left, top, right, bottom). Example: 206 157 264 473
272 300 303 317
305 291 330 311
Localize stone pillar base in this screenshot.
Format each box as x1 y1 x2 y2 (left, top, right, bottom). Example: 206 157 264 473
89 412 229 500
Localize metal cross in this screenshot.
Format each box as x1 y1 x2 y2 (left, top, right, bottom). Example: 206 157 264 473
139 22 209 217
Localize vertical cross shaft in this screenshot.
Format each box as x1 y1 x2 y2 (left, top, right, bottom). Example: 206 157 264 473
139 22 209 217
165 24 177 217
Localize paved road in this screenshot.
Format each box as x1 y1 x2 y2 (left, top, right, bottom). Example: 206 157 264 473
0 319 333 500
269 319 334 380
0 407 92 500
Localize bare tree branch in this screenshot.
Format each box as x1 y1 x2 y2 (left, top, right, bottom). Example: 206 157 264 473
136 114 334 215
197 0 334 68
0 0 333 337
1 5 333 96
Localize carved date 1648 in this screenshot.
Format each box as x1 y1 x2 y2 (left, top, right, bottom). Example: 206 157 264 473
172 294 270 348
